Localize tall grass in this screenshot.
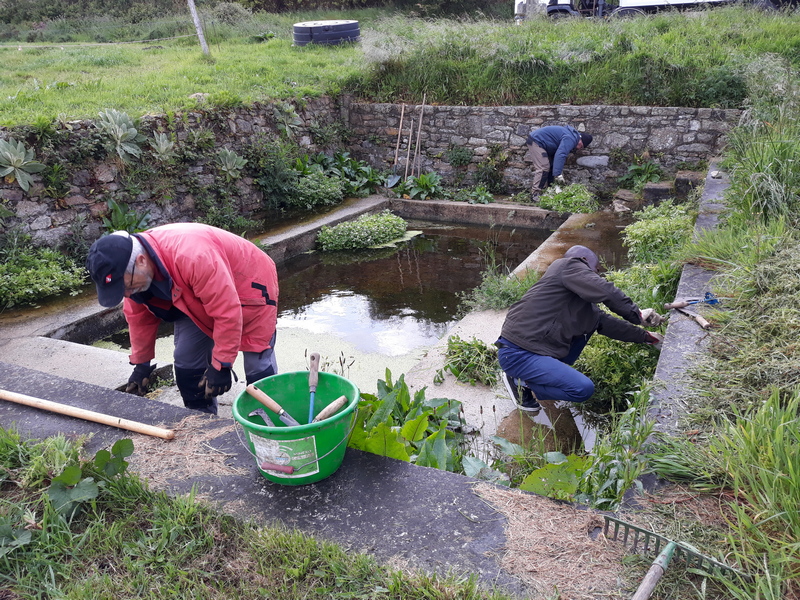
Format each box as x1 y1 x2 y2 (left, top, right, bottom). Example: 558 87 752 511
351 7 800 107
726 106 800 224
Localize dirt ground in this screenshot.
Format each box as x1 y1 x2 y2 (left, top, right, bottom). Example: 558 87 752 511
126 416 738 600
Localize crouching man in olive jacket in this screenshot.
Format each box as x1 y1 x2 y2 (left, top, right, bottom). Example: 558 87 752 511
495 245 663 412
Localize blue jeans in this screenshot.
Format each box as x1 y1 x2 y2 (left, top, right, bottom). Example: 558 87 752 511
497 336 594 403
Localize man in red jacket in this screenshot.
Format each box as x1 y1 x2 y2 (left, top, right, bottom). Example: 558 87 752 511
86 223 279 415
496 245 663 412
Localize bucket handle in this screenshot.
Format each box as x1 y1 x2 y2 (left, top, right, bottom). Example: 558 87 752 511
235 415 358 476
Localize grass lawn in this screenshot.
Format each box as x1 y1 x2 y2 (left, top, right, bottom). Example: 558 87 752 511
0 39 362 126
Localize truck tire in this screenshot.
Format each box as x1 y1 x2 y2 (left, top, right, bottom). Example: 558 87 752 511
292 20 360 46
611 6 646 17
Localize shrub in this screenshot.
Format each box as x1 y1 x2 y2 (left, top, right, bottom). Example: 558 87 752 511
538 184 599 214
622 199 695 263
396 172 444 200
350 370 464 472
208 2 252 24
247 137 301 209
618 160 663 193
101 198 150 233
317 210 407 251
459 262 539 312
286 171 344 209
0 227 86 309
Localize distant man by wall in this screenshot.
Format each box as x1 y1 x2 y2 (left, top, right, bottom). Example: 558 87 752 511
526 125 592 197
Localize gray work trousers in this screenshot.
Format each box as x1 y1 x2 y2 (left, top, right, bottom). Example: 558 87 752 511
173 315 277 378
525 142 552 193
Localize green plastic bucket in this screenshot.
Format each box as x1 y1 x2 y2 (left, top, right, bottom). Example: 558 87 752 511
232 371 360 485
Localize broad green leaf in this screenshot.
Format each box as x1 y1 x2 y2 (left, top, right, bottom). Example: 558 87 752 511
462 455 489 478
399 413 429 443
46 480 73 513
364 422 410 462
491 436 526 457
544 451 568 464
70 478 100 503
365 387 399 430
94 449 111 470
519 454 588 498
53 465 82 486
111 438 134 458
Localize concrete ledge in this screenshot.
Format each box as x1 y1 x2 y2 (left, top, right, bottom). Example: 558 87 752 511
387 198 568 230
650 160 729 434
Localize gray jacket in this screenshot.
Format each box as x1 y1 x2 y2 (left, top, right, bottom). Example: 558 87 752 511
500 256 648 359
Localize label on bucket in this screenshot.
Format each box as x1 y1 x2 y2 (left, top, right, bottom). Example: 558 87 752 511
248 431 319 478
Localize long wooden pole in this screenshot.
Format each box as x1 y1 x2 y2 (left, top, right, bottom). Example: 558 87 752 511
413 94 426 177
404 118 415 180
0 389 175 440
392 104 406 169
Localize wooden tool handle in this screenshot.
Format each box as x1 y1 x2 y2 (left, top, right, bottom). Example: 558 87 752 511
693 314 712 329
0 388 175 440
308 352 320 391
260 462 294 474
312 395 348 423
246 384 286 415
664 300 691 309
677 308 712 330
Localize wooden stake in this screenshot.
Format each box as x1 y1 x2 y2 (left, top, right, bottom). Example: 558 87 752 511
404 118 414 180
413 94 426 177
392 104 406 169
0 388 175 440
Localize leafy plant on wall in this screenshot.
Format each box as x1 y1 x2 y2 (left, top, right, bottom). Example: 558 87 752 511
0 137 46 192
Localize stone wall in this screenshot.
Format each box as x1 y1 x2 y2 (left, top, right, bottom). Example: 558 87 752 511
345 101 741 192
0 98 740 250
0 96 343 249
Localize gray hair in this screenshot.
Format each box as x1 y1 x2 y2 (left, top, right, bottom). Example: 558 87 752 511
110 231 146 273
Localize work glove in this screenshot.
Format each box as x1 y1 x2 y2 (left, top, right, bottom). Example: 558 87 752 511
640 308 666 327
644 331 664 351
199 365 232 399
126 362 157 396
554 174 566 184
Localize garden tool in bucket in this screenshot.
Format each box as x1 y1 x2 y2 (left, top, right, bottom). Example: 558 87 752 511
233 371 360 485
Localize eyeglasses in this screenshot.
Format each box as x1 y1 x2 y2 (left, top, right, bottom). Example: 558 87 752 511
124 259 138 294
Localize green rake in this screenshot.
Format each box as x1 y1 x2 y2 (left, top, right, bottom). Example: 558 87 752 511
603 515 748 599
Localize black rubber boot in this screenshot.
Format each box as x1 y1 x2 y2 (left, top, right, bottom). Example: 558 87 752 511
175 367 218 415
246 366 276 385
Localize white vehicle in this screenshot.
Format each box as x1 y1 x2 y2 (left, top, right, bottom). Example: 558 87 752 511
515 0 736 20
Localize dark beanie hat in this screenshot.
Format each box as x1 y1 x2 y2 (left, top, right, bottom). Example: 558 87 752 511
564 244 599 273
580 132 593 147
85 234 133 307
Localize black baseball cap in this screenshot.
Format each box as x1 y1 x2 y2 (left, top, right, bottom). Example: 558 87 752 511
85 234 133 307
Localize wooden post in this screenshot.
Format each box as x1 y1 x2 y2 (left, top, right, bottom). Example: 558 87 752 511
186 0 210 56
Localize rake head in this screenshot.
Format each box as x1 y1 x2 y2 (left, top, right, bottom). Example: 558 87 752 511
603 515 747 579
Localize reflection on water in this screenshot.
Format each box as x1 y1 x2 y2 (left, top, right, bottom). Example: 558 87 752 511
276 221 551 355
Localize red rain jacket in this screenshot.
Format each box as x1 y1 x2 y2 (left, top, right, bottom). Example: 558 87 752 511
124 223 279 371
